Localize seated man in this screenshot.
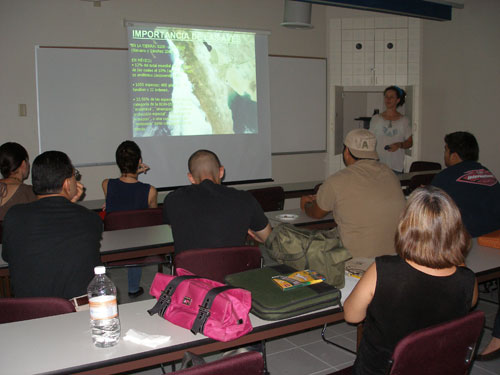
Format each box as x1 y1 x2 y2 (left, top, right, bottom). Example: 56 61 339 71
431 132 500 361
163 149 271 254
431 131 500 237
2 151 102 300
301 129 405 258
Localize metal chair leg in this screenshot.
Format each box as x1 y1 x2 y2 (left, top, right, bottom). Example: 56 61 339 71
321 323 357 355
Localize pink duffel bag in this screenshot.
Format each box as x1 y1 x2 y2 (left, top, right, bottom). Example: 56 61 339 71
148 269 253 342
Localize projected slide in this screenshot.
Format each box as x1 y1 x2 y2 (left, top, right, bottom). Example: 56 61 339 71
128 25 258 137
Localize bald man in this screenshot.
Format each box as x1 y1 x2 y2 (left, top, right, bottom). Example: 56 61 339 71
163 149 272 254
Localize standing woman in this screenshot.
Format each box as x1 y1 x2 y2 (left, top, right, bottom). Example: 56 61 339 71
0 142 37 220
102 140 158 298
370 86 412 173
344 186 478 375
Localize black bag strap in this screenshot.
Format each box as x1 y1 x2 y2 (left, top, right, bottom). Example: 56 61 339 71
148 275 199 317
190 285 236 335
180 351 206 369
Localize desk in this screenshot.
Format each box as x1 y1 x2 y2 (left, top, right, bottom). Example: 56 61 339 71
266 208 336 230
466 239 500 283
398 170 440 186
0 276 357 375
79 181 324 211
100 224 173 263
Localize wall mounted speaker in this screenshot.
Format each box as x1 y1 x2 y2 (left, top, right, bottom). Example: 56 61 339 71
281 0 313 29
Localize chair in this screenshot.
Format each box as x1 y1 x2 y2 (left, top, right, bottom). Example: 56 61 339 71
103 207 163 231
173 247 266 373
405 173 437 196
328 310 485 375
103 207 171 273
175 351 264 375
409 161 442 173
247 186 285 212
173 246 262 283
0 297 76 324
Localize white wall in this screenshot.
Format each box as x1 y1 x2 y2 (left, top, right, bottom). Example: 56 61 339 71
325 2 499 177
421 0 500 177
0 0 327 200
4 1 498 201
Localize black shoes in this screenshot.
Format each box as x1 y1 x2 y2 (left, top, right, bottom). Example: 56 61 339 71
476 347 500 361
128 287 144 298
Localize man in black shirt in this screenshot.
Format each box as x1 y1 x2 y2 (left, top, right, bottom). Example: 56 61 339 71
2 151 102 299
163 149 271 254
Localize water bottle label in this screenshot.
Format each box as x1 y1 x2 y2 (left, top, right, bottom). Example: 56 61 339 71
89 295 118 320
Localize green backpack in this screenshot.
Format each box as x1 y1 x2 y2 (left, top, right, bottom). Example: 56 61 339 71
263 223 352 288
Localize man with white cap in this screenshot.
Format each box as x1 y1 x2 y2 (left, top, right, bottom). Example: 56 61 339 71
301 129 405 258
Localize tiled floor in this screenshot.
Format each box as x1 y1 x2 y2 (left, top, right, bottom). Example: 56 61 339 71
108 266 500 375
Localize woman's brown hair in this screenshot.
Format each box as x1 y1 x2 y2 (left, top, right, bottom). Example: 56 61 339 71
395 186 470 268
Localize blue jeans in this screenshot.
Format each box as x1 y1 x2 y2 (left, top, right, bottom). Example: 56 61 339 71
128 267 142 293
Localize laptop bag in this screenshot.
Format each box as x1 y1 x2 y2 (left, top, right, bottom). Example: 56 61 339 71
225 265 341 321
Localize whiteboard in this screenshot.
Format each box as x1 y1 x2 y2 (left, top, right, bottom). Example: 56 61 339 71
36 47 327 165
36 48 130 166
269 56 326 154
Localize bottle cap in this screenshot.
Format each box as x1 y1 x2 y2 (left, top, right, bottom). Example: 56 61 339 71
94 266 106 275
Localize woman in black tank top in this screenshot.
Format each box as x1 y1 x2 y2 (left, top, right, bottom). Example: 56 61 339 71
344 186 478 375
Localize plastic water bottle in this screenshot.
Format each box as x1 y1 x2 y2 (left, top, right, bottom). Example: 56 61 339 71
87 266 121 348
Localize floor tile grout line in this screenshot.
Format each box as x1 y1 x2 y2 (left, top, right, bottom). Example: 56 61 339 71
307 367 335 375
298 345 355 369
266 346 301 357
297 346 337 369
472 364 500 375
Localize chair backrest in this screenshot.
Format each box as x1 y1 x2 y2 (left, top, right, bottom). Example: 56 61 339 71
0 220 3 244
0 297 76 324
175 351 264 375
247 186 285 212
407 173 437 194
389 310 485 375
409 161 442 173
174 246 262 283
104 207 163 231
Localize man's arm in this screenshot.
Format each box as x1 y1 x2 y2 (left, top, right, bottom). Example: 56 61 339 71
300 195 329 219
248 223 272 243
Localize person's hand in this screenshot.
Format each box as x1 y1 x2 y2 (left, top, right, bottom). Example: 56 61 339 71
71 181 84 203
137 163 150 175
300 195 316 211
387 142 401 152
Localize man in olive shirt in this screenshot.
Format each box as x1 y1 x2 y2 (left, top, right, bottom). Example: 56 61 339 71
301 129 405 258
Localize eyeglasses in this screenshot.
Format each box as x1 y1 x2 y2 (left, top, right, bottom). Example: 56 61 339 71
74 169 82 182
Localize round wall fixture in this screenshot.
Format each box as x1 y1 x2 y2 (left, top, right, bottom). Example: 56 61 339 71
356 43 363 50
387 42 394 49
281 0 313 29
